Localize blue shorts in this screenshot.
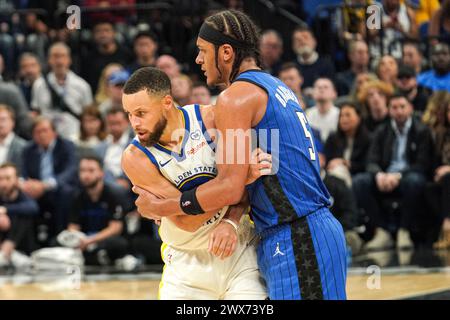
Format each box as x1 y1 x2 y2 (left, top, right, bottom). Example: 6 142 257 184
256 207 347 300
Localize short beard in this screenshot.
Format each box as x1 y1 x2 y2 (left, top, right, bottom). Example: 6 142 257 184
83 177 102 190
141 116 168 147
0 186 17 201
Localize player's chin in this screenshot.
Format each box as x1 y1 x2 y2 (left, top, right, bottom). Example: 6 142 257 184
205 75 218 86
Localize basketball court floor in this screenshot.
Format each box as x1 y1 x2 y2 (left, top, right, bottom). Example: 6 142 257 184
1 248 450 300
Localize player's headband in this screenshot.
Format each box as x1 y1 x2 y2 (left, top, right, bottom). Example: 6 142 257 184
198 23 252 49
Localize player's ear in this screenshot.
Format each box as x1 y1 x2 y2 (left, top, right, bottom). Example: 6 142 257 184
162 94 173 110
221 44 234 64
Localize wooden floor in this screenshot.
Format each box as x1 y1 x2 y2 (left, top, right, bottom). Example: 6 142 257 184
1 272 450 300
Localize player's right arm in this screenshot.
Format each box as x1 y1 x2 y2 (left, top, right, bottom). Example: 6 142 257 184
122 144 225 232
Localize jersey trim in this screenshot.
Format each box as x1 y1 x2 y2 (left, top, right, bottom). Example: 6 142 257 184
194 104 216 151
130 139 161 172
177 172 216 190
153 107 190 161
233 78 269 94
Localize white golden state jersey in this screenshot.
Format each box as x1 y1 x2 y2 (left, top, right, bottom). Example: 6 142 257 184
130 104 228 250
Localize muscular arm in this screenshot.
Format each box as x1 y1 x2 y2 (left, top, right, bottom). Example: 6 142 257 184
121 144 226 232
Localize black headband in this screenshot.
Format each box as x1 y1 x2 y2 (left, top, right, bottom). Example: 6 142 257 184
198 23 252 49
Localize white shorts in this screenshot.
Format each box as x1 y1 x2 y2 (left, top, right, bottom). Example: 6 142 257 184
158 237 267 300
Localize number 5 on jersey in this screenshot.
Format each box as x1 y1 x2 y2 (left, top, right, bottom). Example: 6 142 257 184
296 112 316 161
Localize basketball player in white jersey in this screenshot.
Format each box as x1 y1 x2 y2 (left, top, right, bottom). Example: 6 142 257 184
121 67 268 300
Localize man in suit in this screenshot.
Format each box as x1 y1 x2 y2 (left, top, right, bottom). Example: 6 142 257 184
352 92 433 251
20 117 78 244
0 163 39 268
0 104 28 171
95 107 133 190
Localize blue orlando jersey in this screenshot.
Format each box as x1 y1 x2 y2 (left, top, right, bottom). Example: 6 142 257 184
236 70 331 233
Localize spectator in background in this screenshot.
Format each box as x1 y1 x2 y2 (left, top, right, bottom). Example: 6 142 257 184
315 119 365 256
426 94 450 249
402 41 424 74
336 71 378 107
81 21 133 93
358 80 394 133
65 155 128 266
17 52 43 109
375 55 399 86
291 26 335 92
32 42 93 142
83 0 136 25
353 93 433 251
428 0 450 45
259 29 284 76
306 77 339 143
95 63 123 105
324 101 371 187
336 40 370 96
305 78 339 143
278 62 313 109
156 55 181 80
415 0 441 26
423 90 450 132
96 107 133 190
20 117 78 243
76 105 108 155
98 69 129 116
0 105 27 170
191 82 212 105
369 0 418 59
0 163 39 268
417 42 450 92
341 0 372 42
172 74 193 107
127 30 159 74
395 64 430 113
0 78 33 139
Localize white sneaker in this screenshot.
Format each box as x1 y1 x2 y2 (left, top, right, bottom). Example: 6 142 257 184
397 228 414 250
57 230 86 248
10 250 32 270
115 255 141 271
364 228 394 251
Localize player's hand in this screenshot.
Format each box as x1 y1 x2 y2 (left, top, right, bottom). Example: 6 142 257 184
132 186 163 220
208 220 238 260
246 148 272 185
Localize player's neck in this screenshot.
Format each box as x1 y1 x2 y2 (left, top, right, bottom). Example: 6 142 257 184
238 59 260 73
229 59 260 86
158 105 185 151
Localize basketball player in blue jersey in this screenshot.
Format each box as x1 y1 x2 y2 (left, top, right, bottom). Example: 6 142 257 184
132 10 347 300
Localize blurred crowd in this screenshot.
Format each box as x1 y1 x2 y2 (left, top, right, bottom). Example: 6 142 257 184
0 0 449 270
